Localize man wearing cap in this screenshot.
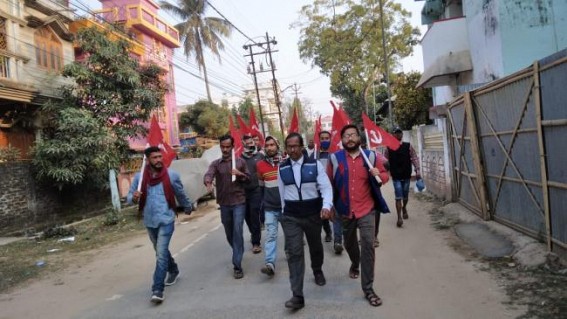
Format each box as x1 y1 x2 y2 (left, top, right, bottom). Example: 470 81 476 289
256 136 283 276
241 134 264 253
385 127 421 227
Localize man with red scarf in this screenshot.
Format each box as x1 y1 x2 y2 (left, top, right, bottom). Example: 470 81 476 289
127 146 194 304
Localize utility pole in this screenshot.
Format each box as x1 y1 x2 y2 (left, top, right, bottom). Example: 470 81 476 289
244 32 284 137
379 0 394 129
243 44 266 137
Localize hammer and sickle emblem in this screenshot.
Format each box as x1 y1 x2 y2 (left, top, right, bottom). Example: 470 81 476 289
369 130 382 145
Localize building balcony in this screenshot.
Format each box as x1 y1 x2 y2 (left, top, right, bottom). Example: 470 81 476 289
24 0 74 22
93 6 180 48
69 18 145 57
417 16 472 88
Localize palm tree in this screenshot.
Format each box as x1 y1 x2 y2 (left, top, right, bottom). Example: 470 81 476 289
159 0 232 102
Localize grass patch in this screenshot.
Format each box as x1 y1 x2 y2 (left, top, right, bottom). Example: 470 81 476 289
0 207 145 292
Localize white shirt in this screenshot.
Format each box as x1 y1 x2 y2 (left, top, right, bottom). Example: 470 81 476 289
278 155 333 211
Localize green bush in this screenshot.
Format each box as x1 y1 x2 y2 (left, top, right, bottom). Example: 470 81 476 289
102 209 121 226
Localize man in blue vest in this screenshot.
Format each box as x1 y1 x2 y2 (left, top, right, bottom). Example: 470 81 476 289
328 125 389 307
278 132 333 310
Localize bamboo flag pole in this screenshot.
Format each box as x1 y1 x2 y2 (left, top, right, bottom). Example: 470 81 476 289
136 155 146 192
231 148 236 182
359 145 382 185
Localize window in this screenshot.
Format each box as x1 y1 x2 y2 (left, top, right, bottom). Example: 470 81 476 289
34 27 63 71
0 18 6 50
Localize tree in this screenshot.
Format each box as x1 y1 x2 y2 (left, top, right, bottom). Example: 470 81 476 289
32 27 166 189
178 99 230 137
295 0 419 119
392 71 432 129
160 0 232 102
284 97 312 134
236 97 255 123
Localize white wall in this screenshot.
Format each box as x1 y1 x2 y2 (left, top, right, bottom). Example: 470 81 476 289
464 0 505 83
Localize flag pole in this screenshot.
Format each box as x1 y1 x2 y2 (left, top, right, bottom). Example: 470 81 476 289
136 155 146 192
359 146 382 184
231 148 236 182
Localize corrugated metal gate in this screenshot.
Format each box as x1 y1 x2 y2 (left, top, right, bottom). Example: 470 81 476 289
446 51 567 254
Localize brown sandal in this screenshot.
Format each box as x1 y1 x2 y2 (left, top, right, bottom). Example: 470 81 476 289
349 265 359 279
365 291 383 307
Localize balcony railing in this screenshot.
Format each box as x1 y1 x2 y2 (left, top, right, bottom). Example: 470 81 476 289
93 5 180 48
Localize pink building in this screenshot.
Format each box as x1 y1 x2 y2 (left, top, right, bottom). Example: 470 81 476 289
72 0 181 149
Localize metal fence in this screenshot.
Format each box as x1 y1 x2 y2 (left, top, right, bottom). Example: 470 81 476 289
446 50 567 255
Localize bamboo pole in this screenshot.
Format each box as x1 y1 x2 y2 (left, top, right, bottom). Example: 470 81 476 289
533 61 552 251
464 92 490 220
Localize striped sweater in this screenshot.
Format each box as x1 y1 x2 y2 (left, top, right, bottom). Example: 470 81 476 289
256 158 282 211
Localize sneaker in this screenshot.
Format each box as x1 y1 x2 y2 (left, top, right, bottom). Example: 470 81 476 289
234 269 244 279
314 271 326 286
252 245 262 254
285 296 305 309
165 272 180 286
150 291 164 304
334 242 343 255
261 263 275 276
324 233 332 242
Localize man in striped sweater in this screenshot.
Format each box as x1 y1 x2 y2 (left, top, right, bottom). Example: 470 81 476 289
256 136 283 277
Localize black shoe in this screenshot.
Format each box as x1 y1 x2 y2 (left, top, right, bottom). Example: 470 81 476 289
324 233 332 242
165 272 180 286
150 291 164 304
234 269 244 279
285 296 305 309
314 271 326 286
334 242 344 255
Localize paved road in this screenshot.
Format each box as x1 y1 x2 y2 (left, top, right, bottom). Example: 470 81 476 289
0 184 523 319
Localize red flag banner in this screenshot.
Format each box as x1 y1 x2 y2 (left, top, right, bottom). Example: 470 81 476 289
249 108 264 147
236 114 252 137
313 115 321 147
361 112 401 151
288 107 299 134
329 101 351 152
229 116 244 157
147 115 176 167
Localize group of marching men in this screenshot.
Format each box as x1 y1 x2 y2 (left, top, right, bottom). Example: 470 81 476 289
128 124 420 308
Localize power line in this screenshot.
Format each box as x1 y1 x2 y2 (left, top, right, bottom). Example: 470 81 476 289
205 0 257 45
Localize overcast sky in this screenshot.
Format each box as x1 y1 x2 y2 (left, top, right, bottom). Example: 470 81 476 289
78 0 426 116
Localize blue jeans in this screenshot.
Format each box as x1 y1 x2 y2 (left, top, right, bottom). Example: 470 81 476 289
263 210 281 266
147 222 178 293
333 218 343 244
220 204 246 270
393 179 411 200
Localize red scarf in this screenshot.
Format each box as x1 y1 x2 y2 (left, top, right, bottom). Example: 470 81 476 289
139 166 176 213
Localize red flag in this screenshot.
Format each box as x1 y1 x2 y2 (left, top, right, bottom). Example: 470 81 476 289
229 116 244 157
236 114 252 137
288 107 299 134
361 112 401 151
313 115 321 147
329 101 351 152
248 108 264 147
147 114 176 167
